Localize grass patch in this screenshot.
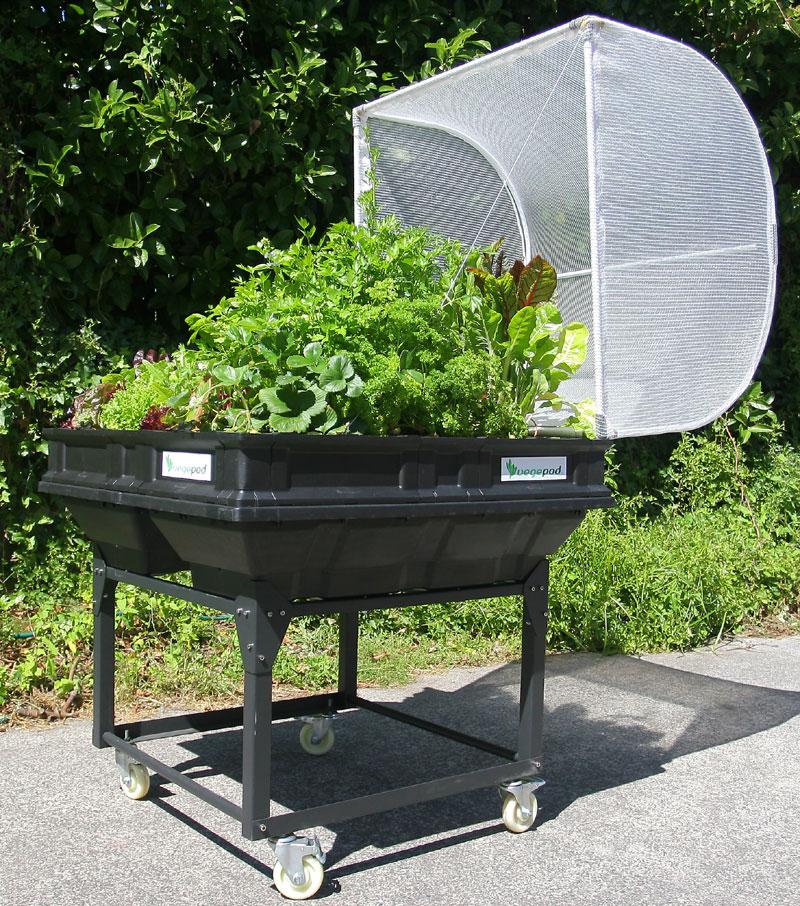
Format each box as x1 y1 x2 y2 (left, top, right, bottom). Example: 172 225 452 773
549 504 800 653
1 597 520 721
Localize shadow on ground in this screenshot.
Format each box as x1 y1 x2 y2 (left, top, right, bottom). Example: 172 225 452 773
149 651 800 883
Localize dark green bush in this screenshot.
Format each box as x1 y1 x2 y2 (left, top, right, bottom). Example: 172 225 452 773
1 2 522 325
0 258 107 577
2 2 799 709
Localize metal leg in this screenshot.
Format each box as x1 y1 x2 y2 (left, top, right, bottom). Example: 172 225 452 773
518 560 548 767
92 557 117 749
338 610 359 700
235 595 289 841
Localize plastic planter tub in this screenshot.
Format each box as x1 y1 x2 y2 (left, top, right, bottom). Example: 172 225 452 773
41 428 613 900
41 430 612 598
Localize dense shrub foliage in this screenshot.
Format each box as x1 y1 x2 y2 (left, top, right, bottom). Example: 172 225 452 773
1 1 799 708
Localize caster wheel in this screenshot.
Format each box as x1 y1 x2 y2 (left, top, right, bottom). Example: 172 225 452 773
299 723 335 756
273 855 325 900
120 762 150 801
502 791 537 833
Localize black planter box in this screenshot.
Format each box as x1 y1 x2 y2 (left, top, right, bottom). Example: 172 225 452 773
41 429 613 599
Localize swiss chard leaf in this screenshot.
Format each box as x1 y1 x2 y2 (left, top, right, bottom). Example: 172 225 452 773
506 306 538 361
516 256 557 307
554 322 589 372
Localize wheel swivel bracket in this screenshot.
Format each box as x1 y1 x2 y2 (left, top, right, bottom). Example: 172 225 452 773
499 777 546 818
269 834 326 887
114 744 143 790
300 712 336 744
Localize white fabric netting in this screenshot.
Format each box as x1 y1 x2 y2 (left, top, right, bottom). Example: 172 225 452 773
353 17 776 438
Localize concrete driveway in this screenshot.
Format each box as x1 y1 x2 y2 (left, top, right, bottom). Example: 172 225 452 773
1 635 798 906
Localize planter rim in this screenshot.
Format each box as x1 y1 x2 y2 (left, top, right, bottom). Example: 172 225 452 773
44 427 610 452
40 428 614 524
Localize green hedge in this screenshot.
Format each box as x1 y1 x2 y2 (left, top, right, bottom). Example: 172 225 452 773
1 2 799 690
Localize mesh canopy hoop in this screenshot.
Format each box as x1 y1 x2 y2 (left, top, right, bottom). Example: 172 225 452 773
352 17 777 439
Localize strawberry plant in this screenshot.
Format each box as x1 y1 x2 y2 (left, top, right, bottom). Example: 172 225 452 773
259 345 364 433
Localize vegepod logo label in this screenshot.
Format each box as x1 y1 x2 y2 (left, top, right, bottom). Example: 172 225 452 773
500 456 568 482
162 451 213 482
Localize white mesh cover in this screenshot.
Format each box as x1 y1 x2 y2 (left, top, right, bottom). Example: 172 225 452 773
352 17 777 438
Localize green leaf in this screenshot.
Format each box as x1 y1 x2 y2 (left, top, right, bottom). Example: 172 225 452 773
303 342 324 363
399 350 417 370
483 308 503 345
489 273 516 319
268 410 313 433
259 387 287 413
259 382 327 419
285 342 325 374
345 374 364 397
141 151 160 172
211 364 244 386
506 307 537 361
311 406 339 433
536 302 562 327
554 323 589 371
108 213 160 248
319 354 355 393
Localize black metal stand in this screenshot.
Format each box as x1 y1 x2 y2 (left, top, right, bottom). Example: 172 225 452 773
92 555 548 846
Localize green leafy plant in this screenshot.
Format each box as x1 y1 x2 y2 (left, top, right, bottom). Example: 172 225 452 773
258 345 363 433
65 219 592 438
717 381 782 446
467 249 558 329
461 245 592 432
